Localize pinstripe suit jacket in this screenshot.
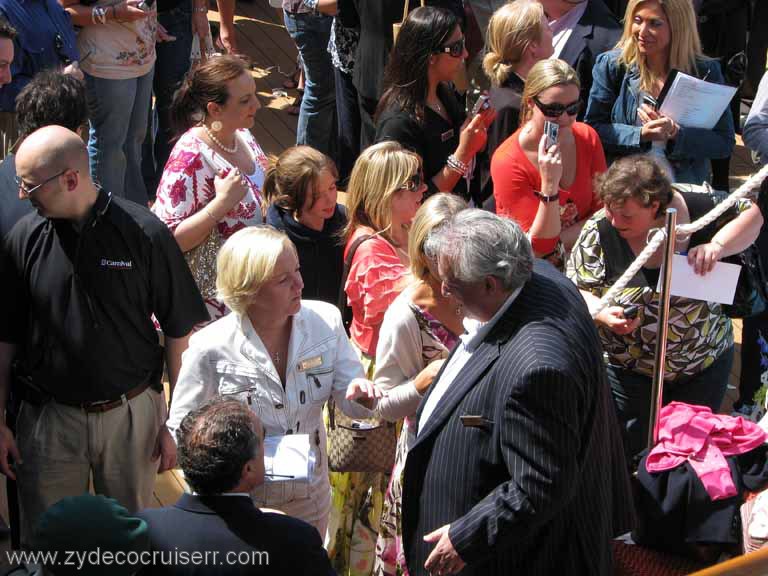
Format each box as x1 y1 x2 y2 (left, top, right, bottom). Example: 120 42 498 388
402 260 633 576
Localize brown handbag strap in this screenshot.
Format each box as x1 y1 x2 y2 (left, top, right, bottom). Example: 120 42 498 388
400 0 426 26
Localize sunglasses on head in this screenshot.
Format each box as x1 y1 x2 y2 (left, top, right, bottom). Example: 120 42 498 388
532 96 581 118
401 172 424 192
436 36 465 58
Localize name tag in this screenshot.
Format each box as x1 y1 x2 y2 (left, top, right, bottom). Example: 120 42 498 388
441 129 455 142
297 356 323 372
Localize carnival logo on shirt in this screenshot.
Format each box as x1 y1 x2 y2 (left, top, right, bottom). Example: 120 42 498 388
100 258 133 270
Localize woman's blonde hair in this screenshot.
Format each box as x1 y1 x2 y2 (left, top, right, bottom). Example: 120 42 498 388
616 0 702 92
483 1 546 87
408 193 467 282
343 141 421 240
263 145 337 213
520 59 580 122
216 226 297 315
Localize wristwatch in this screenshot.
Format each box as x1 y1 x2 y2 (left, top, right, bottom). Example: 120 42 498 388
534 190 560 203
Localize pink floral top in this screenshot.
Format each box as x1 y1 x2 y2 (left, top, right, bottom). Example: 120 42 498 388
153 128 268 321
153 128 268 237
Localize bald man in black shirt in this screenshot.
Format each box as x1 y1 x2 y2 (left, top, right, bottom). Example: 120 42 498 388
0 125 208 546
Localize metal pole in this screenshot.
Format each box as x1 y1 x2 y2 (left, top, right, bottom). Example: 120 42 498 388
647 208 677 451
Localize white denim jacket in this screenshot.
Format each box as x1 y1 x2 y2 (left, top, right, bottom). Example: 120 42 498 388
168 300 371 511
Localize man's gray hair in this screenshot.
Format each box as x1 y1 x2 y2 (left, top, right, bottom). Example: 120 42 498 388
426 209 534 291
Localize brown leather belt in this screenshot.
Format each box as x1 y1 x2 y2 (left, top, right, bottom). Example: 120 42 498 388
55 381 153 413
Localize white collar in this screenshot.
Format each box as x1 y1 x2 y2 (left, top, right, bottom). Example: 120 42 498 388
461 285 523 352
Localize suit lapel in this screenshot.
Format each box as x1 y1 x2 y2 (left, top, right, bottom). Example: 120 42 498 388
559 5 594 67
412 340 501 447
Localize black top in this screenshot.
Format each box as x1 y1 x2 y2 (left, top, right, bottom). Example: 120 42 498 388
0 189 209 403
266 203 347 307
480 72 525 207
137 493 335 575
0 155 33 240
157 0 186 13
375 82 468 198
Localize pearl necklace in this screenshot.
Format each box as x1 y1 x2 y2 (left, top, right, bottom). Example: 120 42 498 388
203 123 238 154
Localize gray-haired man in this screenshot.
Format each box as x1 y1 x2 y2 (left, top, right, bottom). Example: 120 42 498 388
401 210 632 576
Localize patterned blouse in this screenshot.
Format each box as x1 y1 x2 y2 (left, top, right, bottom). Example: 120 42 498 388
566 208 736 380
152 128 268 320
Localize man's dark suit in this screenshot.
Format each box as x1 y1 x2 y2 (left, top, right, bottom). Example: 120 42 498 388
558 0 621 120
136 494 335 575
402 260 633 576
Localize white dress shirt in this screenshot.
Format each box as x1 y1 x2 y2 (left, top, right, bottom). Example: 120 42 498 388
418 287 522 435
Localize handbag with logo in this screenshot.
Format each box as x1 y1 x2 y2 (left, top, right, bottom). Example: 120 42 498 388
326 397 397 474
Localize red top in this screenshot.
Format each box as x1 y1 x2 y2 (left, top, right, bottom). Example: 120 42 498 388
344 228 410 358
491 122 607 255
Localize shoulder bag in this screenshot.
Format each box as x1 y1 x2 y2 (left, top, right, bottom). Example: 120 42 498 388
326 397 397 474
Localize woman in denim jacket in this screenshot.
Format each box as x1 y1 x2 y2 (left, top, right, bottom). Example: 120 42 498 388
584 0 734 185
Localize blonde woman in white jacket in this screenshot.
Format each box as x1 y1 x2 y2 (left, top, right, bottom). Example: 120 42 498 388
168 226 382 539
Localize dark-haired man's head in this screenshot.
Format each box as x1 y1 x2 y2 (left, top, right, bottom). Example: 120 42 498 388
0 18 15 86
16 69 87 139
177 398 265 495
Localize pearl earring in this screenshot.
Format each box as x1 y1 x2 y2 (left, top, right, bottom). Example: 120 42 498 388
211 120 223 132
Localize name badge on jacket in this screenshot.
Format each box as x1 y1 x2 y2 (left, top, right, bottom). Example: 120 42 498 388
441 129 454 142
297 356 323 372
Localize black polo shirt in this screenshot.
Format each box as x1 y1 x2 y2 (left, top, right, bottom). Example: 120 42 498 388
0 189 209 403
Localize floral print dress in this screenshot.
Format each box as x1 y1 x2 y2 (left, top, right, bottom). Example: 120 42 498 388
373 301 459 576
152 128 268 320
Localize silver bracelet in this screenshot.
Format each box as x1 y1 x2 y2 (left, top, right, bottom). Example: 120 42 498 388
446 154 468 176
92 6 107 25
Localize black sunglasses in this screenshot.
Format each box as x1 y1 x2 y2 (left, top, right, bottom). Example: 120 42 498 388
54 33 71 66
532 96 581 118
401 172 424 192
436 36 465 58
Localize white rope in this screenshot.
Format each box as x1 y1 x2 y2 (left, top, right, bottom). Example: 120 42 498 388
591 163 768 318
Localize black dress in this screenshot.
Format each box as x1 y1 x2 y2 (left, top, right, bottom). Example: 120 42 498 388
375 82 468 198
266 203 347 307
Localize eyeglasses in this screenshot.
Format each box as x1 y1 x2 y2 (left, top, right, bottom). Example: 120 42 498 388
532 96 581 118
16 169 68 197
436 36 465 58
401 172 424 192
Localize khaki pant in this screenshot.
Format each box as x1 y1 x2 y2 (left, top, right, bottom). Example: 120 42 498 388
15 388 163 545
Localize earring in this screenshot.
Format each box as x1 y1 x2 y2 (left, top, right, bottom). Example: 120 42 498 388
211 120 223 132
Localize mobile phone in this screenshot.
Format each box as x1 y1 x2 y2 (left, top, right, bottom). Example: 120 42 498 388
623 304 639 320
471 93 490 116
544 120 559 149
641 94 658 111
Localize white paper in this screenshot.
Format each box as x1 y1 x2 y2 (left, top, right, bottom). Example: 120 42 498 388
656 254 740 305
263 434 315 484
658 72 737 130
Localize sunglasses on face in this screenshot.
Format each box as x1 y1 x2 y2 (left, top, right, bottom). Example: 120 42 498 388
401 172 424 192
436 36 465 58
532 96 581 118
16 169 68 197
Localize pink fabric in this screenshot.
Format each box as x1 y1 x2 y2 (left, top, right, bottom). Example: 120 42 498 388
646 402 767 501
344 228 410 357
